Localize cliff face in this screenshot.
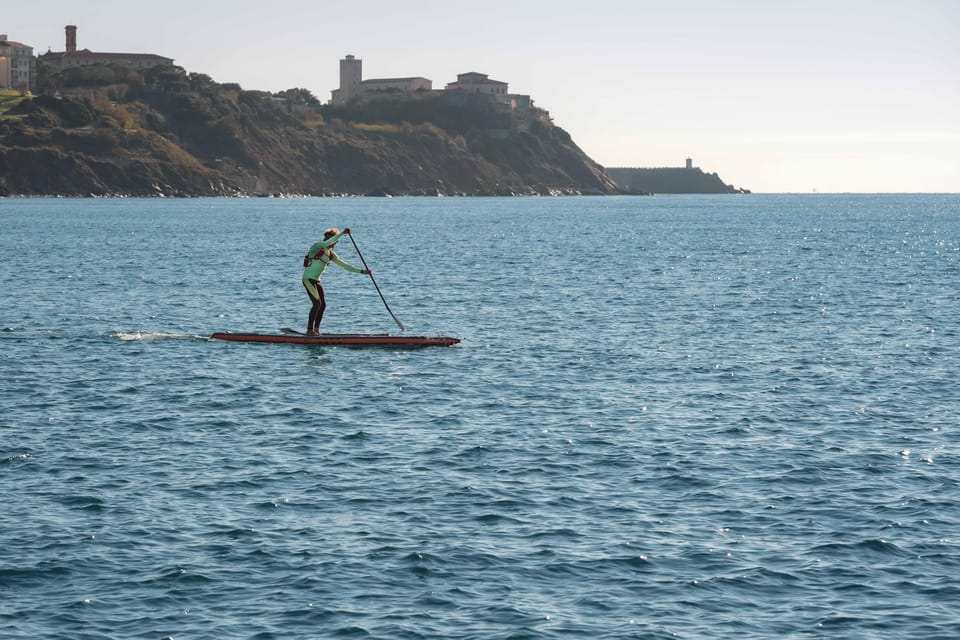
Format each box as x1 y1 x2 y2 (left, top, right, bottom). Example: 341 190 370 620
605 166 750 194
0 66 618 197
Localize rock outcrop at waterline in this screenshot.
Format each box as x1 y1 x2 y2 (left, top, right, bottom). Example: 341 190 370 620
605 166 750 194
0 65 618 197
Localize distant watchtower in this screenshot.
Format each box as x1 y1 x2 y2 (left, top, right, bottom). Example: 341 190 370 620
65 25 77 54
339 54 362 103
685 157 693 170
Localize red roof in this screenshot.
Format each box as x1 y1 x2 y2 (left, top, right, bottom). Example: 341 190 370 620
63 49 172 62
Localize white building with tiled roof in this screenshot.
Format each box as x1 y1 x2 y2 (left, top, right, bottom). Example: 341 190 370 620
0 34 36 91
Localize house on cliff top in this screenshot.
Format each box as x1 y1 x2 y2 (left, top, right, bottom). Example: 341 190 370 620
39 25 173 70
0 34 36 91
330 55 431 104
445 72 507 98
329 55 531 109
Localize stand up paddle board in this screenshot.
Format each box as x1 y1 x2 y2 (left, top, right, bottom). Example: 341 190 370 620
210 329 460 347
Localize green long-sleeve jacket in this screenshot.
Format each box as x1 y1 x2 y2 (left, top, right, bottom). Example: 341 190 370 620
302 232 363 280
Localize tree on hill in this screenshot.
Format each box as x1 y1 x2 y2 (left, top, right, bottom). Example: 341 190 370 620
274 88 321 108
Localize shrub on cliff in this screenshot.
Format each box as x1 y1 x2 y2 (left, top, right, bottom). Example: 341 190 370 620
59 64 145 89
18 95 98 128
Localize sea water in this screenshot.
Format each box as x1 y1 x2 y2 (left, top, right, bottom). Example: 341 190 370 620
1 194 958 639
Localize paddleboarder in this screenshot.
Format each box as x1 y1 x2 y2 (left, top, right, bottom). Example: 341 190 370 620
302 227 370 335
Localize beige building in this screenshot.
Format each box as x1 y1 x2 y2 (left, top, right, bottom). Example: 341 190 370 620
39 25 173 70
0 34 36 91
330 54 432 104
361 77 431 93
328 56 533 111
445 71 533 110
445 72 508 100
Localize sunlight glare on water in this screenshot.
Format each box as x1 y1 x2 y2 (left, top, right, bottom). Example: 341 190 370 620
1 194 958 639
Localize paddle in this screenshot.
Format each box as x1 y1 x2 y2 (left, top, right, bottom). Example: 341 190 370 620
346 232 405 332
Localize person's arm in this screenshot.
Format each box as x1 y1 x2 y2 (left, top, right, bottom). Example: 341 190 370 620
329 252 369 274
318 230 346 249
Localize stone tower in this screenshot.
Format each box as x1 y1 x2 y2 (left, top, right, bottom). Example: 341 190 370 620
339 55 362 103
65 25 77 54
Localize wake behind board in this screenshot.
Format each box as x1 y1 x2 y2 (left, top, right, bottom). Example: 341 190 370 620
210 329 459 347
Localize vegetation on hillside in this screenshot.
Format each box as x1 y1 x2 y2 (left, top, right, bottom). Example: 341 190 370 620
0 63 618 197
0 90 30 121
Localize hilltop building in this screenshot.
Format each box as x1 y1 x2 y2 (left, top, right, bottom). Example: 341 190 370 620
329 55 431 104
0 34 36 91
39 25 173 70
329 55 532 110
444 71 531 109
333 54 361 104
445 72 507 99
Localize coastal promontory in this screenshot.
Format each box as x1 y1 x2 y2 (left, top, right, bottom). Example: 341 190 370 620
605 161 750 194
0 64 618 197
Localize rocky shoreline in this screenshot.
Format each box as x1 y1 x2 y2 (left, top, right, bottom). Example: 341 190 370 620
0 67 620 198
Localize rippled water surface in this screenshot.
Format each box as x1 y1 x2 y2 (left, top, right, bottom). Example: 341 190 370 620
2 195 959 639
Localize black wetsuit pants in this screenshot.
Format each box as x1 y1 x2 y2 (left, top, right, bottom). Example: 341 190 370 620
303 278 326 333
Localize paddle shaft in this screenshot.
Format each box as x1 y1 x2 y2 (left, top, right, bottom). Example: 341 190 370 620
347 233 405 332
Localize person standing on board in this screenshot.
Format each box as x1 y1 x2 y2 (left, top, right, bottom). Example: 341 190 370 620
302 227 370 335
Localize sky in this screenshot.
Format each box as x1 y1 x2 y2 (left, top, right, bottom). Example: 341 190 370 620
8 0 959 192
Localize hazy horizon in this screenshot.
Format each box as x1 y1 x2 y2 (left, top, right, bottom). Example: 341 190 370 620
8 0 959 193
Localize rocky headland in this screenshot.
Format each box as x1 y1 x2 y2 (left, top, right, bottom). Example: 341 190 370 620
605 165 750 194
0 64 619 197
